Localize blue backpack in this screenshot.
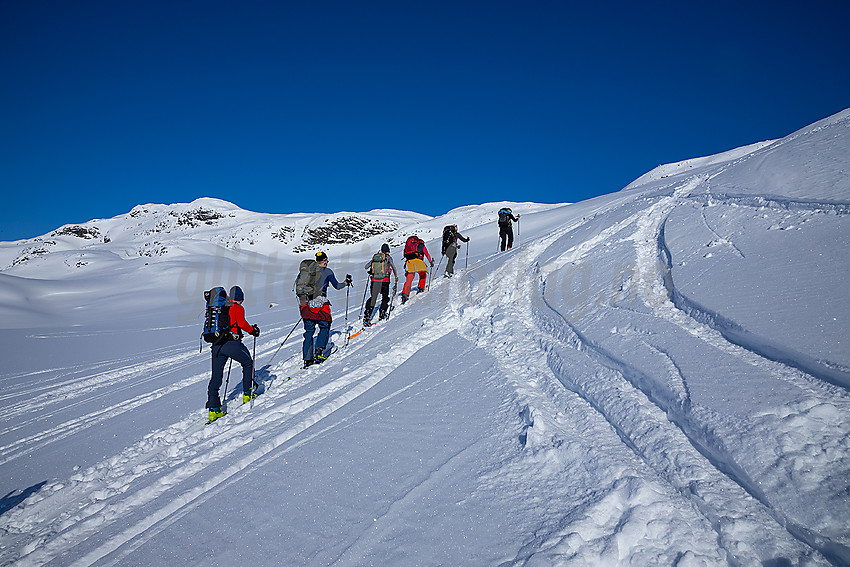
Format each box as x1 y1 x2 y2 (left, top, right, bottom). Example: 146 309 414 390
202 287 231 344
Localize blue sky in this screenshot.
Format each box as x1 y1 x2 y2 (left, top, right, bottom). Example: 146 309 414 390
1 0 848 241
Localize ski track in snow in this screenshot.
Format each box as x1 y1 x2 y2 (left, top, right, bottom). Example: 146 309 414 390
1 162 848 564
527 174 847 564
0 308 458 566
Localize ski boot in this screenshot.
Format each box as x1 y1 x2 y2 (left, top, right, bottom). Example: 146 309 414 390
243 391 259 404
315 349 328 364
400 293 408 304
208 408 226 422
303 359 315 369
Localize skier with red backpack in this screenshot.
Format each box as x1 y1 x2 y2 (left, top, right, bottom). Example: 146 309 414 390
294 251 352 368
362 243 398 326
400 235 433 304
204 285 260 423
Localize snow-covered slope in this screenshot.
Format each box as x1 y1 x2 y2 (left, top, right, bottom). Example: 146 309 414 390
0 109 848 566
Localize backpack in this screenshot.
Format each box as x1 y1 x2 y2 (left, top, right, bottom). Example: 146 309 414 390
202 287 231 343
371 252 390 280
498 208 512 226
295 259 324 302
441 225 456 255
403 236 424 260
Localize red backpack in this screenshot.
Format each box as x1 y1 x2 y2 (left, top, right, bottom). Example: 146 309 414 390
403 236 423 260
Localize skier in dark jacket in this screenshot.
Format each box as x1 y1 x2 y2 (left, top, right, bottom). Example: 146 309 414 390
441 225 470 278
363 243 398 326
207 285 260 422
497 207 520 251
297 251 352 367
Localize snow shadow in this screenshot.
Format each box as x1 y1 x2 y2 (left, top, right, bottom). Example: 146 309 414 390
0 481 46 516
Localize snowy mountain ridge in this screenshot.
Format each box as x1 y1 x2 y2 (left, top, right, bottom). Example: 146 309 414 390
0 109 848 566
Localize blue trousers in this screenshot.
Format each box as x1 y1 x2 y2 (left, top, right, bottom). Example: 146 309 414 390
208 340 254 409
302 319 330 361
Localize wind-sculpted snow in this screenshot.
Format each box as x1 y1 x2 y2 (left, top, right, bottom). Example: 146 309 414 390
0 110 848 565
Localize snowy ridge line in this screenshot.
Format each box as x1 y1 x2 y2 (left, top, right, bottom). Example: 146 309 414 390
0 320 455 567
689 192 850 214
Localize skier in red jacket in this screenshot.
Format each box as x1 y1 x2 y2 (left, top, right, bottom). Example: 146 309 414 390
206 285 260 422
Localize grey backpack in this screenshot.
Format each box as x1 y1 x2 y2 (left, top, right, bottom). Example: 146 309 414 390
295 259 324 302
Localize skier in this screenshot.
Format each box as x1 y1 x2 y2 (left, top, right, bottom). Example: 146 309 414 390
206 285 260 422
441 224 470 278
400 235 433 304
363 243 398 326
296 251 352 367
498 207 520 251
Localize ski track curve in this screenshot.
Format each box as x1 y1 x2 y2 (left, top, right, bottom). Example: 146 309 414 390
531 176 846 564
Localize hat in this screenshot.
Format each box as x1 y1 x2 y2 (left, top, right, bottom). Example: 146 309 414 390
315 251 328 263
381 243 390 253
229 285 244 302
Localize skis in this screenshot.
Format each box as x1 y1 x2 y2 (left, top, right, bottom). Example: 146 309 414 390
205 345 337 425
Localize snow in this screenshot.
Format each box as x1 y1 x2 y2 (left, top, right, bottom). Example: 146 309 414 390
1 109 849 566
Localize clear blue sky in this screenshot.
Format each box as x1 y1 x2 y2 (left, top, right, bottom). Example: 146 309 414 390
2 0 848 241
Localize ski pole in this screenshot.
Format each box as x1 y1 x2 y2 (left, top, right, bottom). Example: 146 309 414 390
266 318 303 368
465 243 468 269
344 284 351 349
223 358 233 410
387 278 398 321
251 335 257 408
359 278 369 319
428 255 444 291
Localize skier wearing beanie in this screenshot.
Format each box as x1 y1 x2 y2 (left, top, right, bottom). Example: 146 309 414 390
362 243 398 326
206 285 260 422
296 251 352 367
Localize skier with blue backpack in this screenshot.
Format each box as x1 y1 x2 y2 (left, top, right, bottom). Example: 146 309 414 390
498 207 520 251
202 285 260 423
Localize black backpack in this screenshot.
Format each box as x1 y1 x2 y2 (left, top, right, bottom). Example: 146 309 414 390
441 225 456 255
498 208 512 226
202 287 231 344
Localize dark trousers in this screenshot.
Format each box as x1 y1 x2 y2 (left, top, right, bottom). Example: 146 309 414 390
499 225 514 251
364 280 390 321
303 319 331 361
208 340 254 408
445 243 459 274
